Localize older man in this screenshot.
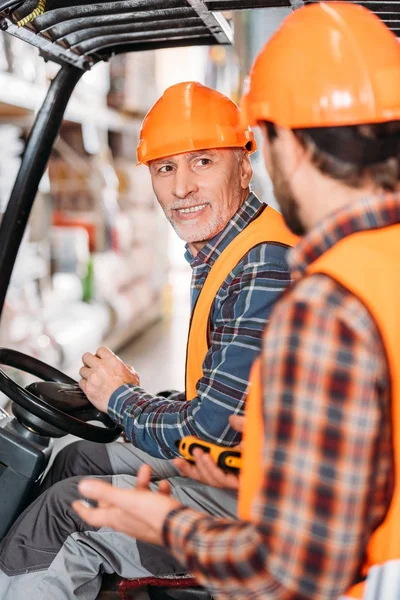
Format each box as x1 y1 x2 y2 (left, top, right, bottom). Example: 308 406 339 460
73 5 400 600
0 82 293 599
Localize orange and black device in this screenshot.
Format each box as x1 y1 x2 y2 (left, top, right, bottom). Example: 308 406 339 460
177 436 241 473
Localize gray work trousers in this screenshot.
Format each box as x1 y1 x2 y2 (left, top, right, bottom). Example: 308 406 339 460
0 440 238 600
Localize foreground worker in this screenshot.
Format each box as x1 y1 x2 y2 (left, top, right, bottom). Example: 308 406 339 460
73 4 400 599
0 83 295 598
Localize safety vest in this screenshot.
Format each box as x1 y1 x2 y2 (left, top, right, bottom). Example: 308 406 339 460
238 222 400 599
185 205 297 401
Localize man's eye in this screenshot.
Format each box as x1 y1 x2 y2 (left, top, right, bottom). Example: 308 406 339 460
196 158 211 167
159 165 173 173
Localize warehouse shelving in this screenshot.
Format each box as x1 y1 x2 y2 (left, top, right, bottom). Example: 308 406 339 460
0 71 141 131
0 51 168 379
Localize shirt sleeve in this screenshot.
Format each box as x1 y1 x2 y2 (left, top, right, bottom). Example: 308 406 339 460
162 274 390 599
107 243 291 459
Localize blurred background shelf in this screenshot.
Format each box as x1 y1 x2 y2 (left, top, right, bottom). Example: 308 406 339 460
0 71 144 131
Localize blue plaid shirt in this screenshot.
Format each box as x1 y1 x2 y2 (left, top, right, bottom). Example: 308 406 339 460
108 193 291 459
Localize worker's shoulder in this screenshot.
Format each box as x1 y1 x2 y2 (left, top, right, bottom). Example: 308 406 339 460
280 272 380 341
219 242 291 299
232 239 291 274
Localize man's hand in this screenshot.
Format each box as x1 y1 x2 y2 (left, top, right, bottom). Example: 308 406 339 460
174 450 240 489
79 346 140 413
73 465 180 546
173 414 245 490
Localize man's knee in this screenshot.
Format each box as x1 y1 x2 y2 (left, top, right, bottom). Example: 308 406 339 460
11 476 87 541
0 478 67 575
52 440 86 468
45 475 83 513
0 476 110 576
40 440 112 492
52 440 98 471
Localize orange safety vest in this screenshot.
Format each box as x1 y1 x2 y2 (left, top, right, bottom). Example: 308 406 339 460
238 222 400 598
185 205 297 401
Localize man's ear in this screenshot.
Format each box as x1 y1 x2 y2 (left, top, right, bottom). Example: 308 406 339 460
240 152 253 189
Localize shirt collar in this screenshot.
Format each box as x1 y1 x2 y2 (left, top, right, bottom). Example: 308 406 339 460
184 192 264 268
289 192 400 280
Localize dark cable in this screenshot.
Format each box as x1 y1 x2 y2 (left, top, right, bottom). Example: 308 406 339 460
0 1 25 11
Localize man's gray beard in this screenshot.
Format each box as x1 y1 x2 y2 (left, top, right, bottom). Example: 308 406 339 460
168 211 226 244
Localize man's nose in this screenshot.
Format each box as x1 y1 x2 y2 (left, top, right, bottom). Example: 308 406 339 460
172 165 198 199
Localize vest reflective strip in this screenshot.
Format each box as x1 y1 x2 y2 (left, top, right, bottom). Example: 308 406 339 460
185 205 297 401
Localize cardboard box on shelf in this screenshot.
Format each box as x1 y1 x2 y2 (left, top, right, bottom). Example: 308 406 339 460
48 158 88 195
114 157 137 198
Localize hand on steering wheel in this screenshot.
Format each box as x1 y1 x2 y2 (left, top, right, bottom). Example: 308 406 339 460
0 348 122 443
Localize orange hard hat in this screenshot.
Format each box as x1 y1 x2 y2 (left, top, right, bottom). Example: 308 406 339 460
137 81 256 165
242 2 400 129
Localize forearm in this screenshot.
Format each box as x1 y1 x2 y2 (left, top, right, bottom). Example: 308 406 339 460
108 386 190 457
107 246 290 458
163 508 292 600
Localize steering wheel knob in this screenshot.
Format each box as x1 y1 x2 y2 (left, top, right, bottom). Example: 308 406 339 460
26 382 91 414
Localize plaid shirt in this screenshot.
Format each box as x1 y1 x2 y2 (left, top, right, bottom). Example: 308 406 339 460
163 193 398 599
108 193 291 459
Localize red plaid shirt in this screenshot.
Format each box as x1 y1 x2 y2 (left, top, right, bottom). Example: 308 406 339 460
163 194 400 599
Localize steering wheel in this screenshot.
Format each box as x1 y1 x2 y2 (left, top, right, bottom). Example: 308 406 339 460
0 348 122 443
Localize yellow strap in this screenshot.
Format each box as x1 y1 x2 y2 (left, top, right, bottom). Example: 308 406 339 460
18 0 46 28
185 205 297 400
